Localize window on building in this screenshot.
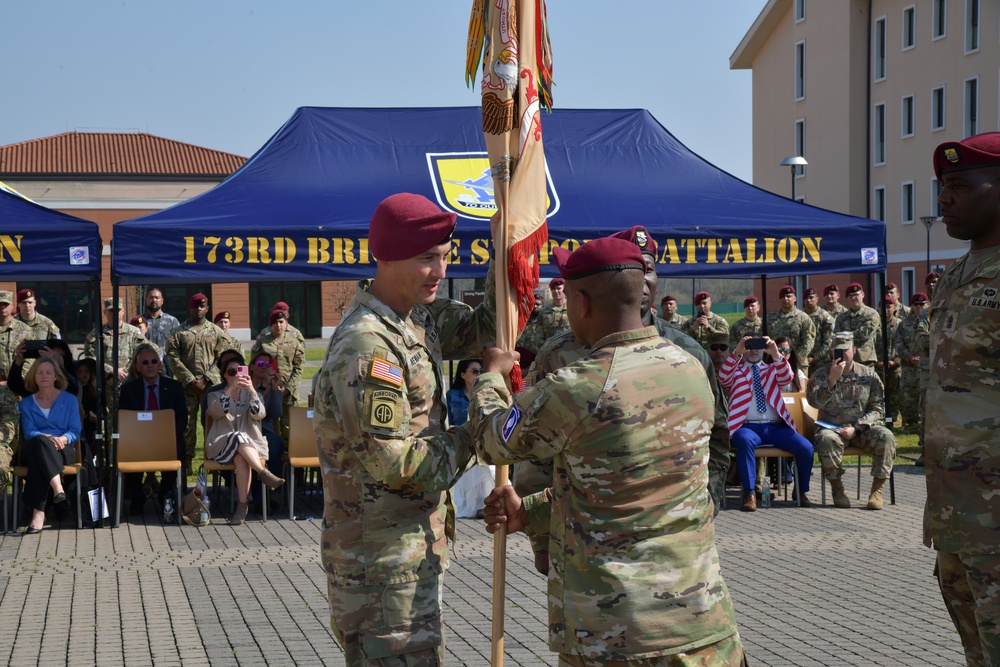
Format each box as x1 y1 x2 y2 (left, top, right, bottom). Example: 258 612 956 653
903 6 916 49
902 268 916 304
902 182 915 224
795 119 806 177
875 17 887 80
795 0 805 22
965 0 980 52
933 0 947 39
874 186 887 222
902 95 915 137
875 103 887 164
795 41 806 100
932 85 946 130
965 77 979 136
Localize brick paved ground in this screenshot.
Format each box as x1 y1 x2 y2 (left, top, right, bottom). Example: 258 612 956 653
0 465 965 666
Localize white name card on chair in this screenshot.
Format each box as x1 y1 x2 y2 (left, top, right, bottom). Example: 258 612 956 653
137 412 153 421
306 410 314 419
783 396 795 404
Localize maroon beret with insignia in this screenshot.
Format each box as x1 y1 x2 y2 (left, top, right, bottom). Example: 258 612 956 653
823 283 840 295
188 293 208 308
552 237 645 280
549 278 566 288
16 289 33 304
268 310 286 326
610 225 657 257
743 296 758 308
660 295 676 304
934 132 1000 179
368 193 456 262
804 287 817 297
130 315 146 326
925 271 941 285
213 311 230 324
845 282 863 295
911 292 929 304
694 291 711 303
778 285 796 297
272 301 290 314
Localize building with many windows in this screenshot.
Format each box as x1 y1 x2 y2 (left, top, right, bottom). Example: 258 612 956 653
732 0 995 303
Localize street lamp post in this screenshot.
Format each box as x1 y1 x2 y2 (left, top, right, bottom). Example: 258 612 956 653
921 215 937 275
780 156 809 201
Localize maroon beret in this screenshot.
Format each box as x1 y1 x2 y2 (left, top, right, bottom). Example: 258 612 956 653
934 132 1000 179
778 285 795 297
883 296 895 305
213 311 230 324
16 288 33 304
845 282 864 295
188 293 208 308
268 310 286 326
804 287 817 297
694 291 711 303
610 226 657 257
129 315 146 326
743 297 758 308
823 283 840 295
368 193 456 262
925 271 941 285
551 237 645 280
549 278 566 288
886 282 898 291
911 291 929 304
272 301 290 314
660 295 676 305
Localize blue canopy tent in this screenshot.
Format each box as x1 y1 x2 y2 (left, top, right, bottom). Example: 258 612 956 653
0 188 107 528
112 107 886 284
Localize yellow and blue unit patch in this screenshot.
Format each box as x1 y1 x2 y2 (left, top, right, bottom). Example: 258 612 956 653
426 152 559 221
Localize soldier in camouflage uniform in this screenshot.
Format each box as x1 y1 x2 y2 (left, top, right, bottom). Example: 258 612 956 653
875 297 902 423
0 290 32 384
15 288 60 340
682 290 730 350
766 285 817 375
729 296 763 347
213 310 244 357
894 292 928 434
925 270 941 296
834 282 881 367
924 133 1000 666
251 310 304 443
803 287 835 373
256 301 307 347
166 293 229 470
886 282 910 319
472 237 744 666
659 294 688 327
808 332 897 510
537 278 570 341
313 193 495 665
515 290 547 353
0 381 17 491
822 283 848 318
84 297 152 382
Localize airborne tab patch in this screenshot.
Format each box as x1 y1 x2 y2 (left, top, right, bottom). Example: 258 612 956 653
366 389 403 431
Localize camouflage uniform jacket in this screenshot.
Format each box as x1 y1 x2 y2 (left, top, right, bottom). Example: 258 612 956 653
84 322 152 378
766 308 816 367
516 313 546 353
924 249 1000 553
805 307 836 362
896 302 911 319
257 322 305 346
729 317 763 347
823 303 848 318
470 327 739 660
166 320 228 387
538 304 570 341
219 332 243 357
16 312 60 340
0 384 17 488
251 330 305 395
0 319 31 381
662 312 688 328
894 311 923 366
875 316 900 366
681 312 730 349
313 274 496 588
834 305 881 364
144 311 181 353
915 308 931 372
807 362 885 429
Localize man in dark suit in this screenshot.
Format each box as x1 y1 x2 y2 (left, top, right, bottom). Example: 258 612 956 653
119 344 188 521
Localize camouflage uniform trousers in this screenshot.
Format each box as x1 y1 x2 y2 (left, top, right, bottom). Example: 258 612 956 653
278 390 297 444
557 631 745 667
883 367 901 423
329 574 444 667
936 552 1000 667
184 386 206 468
708 438 730 517
917 368 929 451
898 366 921 429
0 444 11 491
813 425 896 480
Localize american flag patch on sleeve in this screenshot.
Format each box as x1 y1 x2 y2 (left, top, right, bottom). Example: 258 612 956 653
370 358 404 387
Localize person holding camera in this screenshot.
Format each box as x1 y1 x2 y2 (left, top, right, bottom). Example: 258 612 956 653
205 356 285 525
807 332 897 510
718 335 814 511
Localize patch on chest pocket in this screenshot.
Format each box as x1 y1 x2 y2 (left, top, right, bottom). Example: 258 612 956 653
364 388 403 430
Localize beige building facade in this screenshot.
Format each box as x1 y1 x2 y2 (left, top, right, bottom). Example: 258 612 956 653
733 0 995 303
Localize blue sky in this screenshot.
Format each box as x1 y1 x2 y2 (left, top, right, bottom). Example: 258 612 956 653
1 1 765 181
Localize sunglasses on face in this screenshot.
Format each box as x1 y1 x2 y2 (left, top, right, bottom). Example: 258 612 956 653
225 368 239 377
778 348 792 354
709 344 729 352
139 358 159 366
255 360 271 367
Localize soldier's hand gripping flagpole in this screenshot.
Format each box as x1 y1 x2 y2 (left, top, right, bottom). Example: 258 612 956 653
466 0 553 664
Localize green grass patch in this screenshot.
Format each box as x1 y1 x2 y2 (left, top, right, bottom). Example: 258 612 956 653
305 347 327 362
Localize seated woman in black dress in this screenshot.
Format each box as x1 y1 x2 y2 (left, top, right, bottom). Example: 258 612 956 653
19 358 82 534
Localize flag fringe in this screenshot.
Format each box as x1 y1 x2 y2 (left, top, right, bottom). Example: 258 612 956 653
507 222 547 392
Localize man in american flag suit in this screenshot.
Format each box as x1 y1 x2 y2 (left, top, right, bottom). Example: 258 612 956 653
718 335 815 511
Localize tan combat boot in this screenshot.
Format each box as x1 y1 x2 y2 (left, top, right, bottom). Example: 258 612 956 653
830 478 851 508
867 478 887 511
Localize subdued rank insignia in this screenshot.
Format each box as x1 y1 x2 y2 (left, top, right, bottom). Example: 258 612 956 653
944 147 960 164
366 388 403 431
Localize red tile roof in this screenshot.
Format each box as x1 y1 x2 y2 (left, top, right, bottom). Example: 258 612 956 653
0 132 246 177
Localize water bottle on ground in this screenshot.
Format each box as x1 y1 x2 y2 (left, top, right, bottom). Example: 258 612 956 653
761 483 771 508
